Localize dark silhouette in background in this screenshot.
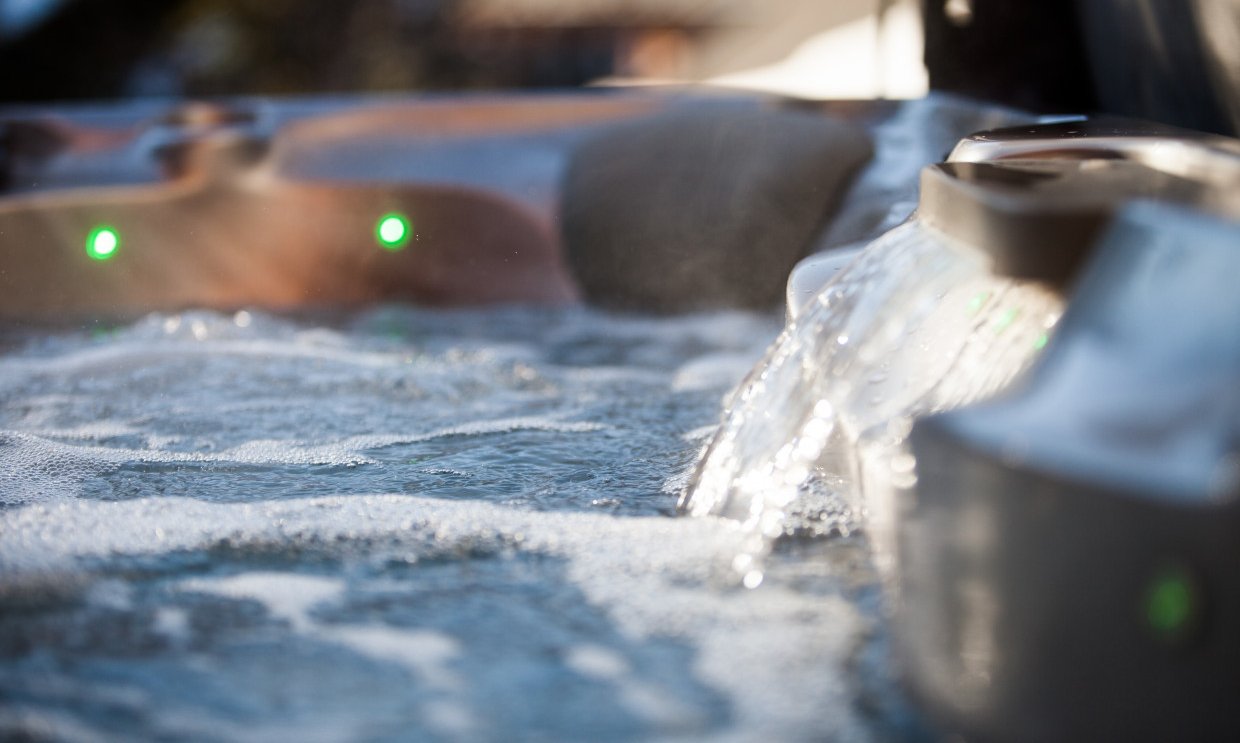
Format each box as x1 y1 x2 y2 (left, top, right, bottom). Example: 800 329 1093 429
0 0 480 99
3 0 1239 137
0 0 180 100
921 0 1096 114
0 0 692 101
922 0 1240 136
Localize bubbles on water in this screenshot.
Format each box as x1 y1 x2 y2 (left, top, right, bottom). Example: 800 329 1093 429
0 304 906 741
0 493 874 741
0 307 780 513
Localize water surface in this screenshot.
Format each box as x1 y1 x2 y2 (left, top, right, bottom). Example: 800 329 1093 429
0 306 901 742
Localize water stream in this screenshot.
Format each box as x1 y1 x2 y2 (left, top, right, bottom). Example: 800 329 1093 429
682 221 1064 582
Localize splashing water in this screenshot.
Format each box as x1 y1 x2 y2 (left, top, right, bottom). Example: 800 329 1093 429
682 221 1064 583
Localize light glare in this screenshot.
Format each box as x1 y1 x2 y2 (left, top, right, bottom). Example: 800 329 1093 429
376 214 410 250
86 226 120 261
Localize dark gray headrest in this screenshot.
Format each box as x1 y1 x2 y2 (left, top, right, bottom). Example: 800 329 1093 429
561 103 873 312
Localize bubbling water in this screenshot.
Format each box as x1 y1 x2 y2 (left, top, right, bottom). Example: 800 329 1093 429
682 222 1064 583
3 305 917 742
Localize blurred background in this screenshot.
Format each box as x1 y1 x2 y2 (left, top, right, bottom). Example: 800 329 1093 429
0 0 930 101
1 0 1237 136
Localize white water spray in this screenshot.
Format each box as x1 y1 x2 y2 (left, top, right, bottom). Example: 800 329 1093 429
683 221 1064 583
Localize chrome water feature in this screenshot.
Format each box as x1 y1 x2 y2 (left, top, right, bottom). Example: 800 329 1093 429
681 218 1060 584
680 117 1234 586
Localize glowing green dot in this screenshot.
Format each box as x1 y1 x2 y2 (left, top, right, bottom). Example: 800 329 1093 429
1146 567 1196 639
994 307 1019 334
967 292 989 315
1034 332 1049 350
375 214 410 250
86 226 120 261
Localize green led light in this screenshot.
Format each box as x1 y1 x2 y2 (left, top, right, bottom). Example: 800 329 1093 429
966 291 989 315
1146 566 1196 639
86 226 120 261
375 213 410 250
993 307 1019 334
1033 332 1049 350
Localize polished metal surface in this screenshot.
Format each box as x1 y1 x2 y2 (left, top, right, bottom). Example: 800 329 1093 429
949 117 1240 191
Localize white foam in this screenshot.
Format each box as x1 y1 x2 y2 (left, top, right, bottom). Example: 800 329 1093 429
0 417 607 505
179 571 467 702
673 351 768 393
179 572 345 633
326 625 463 692
0 494 870 740
0 304 868 740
